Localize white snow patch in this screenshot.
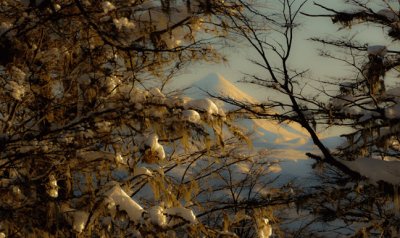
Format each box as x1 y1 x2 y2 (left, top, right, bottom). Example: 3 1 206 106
165 207 197 224
144 134 165 160
95 121 112 133
54 3 61 11
134 167 153 177
182 110 201 123
104 75 120 95
185 98 220 115
61 204 90 233
47 174 59 198
105 184 144 223
257 218 272 238
148 206 167 227
113 17 136 31
102 1 116 13
115 153 127 165
126 87 148 103
47 189 58 198
149 87 165 98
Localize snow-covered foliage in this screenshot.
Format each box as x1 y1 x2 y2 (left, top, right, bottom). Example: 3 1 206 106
185 98 221 115
47 174 59 198
0 0 280 237
105 183 145 223
256 218 272 238
182 109 201 123
143 133 166 161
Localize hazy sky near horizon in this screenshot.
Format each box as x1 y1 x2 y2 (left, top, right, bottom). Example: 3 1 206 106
169 0 399 100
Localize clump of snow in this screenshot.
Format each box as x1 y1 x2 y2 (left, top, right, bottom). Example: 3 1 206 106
144 134 165 160
367 45 387 57
115 153 127 165
182 110 201 123
165 207 197 224
104 75 120 95
113 17 136 31
149 88 166 103
54 3 61 11
148 206 167 227
117 84 147 104
102 1 116 13
47 174 59 198
103 185 198 229
95 121 112 133
72 211 89 233
257 218 272 238
105 183 144 223
133 167 153 177
149 87 165 98
61 204 89 233
185 98 220 115
377 9 399 22
12 185 24 200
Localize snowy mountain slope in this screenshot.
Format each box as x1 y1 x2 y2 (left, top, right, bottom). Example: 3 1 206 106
186 73 311 150
186 73 256 106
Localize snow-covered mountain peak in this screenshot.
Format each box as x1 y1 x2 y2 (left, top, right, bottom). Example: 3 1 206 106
185 73 312 150
187 73 256 103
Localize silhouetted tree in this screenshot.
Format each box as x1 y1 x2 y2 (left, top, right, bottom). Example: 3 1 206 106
0 1 284 237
